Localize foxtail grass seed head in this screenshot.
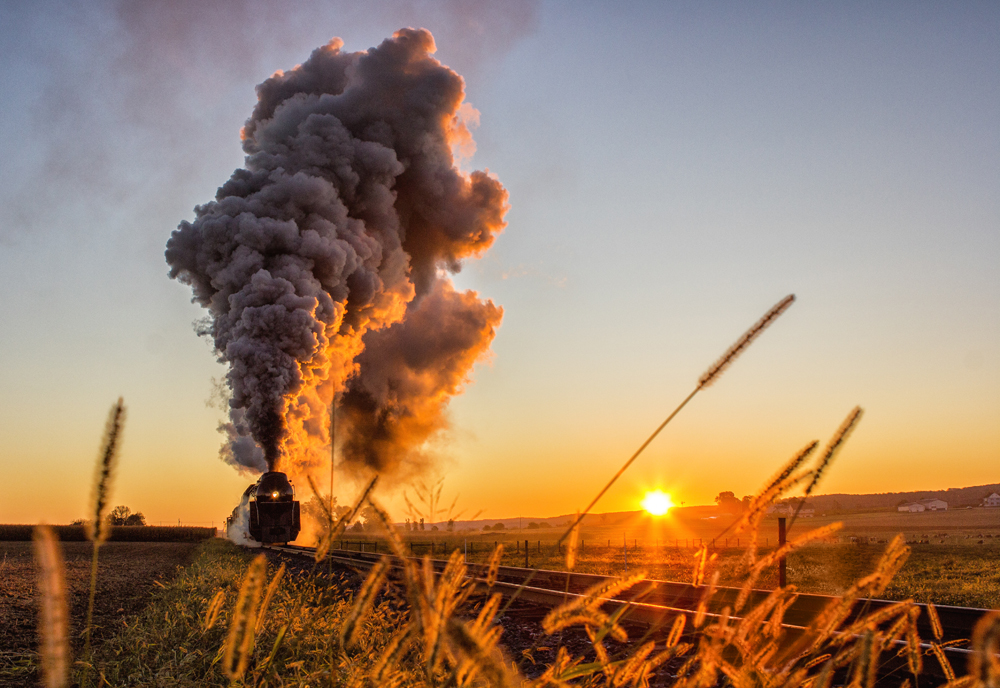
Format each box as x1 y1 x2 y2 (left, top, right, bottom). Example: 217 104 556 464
202 590 226 633
969 611 1000 687
566 515 580 571
88 398 125 543
698 294 795 389
927 602 944 641
255 563 285 635
341 557 389 651
33 526 68 688
930 641 956 682
666 614 687 648
486 544 504 587
223 554 267 681
805 406 863 497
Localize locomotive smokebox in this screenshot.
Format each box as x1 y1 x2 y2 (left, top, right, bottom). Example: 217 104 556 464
232 471 301 544
256 471 295 502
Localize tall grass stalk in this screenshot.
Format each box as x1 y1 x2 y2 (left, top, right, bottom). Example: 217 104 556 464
81 397 125 686
33 525 68 688
559 294 796 546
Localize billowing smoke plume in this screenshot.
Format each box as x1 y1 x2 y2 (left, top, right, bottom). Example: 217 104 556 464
165 29 506 477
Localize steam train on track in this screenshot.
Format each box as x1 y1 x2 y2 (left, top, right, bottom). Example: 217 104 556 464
226 471 301 544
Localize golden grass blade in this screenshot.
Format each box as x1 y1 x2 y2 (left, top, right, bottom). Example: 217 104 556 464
930 641 956 682
81 398 126 687
445 616 517 688
542 573 647 636
370 624 415 685
698 294 795 388
905 613 923 676
202 590 226 633
340 557 389 651
33 526 68 688
789 407 863 532
222 553 267 681
968 610 1000 687
666 614 687 648
254 563 285 634
566 514 580 571
692 544 716 587
87 398 126 544
559 298 796 547
486 543 504 587
471 593 503 636
927 602 944 641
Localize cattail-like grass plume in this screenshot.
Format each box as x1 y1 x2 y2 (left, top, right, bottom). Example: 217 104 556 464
33 526 69 688
81 397 126 685
968 611 1000 687
788 406 863 531
698 294 795 389
254 563 285 635
308 474 378 563
222 553 268 681
559 294 795 546
486 543 504 587
565 514 580 571
201 591 226 633
340 557 389 651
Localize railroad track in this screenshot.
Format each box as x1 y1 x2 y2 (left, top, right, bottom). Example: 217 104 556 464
263 543 993 680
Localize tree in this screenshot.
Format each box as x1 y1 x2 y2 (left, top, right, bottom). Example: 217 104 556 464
109 506 131 526
715 492 742 514
301 494 351 541
125 512 146 526
419 517 425 531
446 519 454 532
493 522 505 530
357 505 379 531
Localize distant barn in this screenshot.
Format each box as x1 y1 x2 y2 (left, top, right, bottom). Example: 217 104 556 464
983 492 1000 508
897 498 948 512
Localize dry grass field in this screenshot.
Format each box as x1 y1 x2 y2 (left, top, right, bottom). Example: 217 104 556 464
341 507 1000 609
0 540 201 688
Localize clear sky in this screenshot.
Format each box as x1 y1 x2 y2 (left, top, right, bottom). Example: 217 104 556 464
1 1 997 526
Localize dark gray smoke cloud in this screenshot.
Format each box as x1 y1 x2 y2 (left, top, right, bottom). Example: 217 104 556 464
166 29 507 475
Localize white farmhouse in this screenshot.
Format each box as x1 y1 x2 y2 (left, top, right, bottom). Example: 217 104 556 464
897 502 925 513
983 492 1000 508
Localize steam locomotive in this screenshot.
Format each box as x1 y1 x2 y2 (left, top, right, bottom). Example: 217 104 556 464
226 471 301 544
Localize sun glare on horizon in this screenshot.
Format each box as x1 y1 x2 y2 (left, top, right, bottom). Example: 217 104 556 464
641 490 674 516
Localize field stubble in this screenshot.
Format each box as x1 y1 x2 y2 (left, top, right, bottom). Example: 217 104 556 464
0 541 200 687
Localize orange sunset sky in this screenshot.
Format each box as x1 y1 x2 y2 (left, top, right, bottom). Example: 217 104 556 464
1 3 997 527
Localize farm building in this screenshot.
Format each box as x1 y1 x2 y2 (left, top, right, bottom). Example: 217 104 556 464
983 492 1000 507
767 501 816 517
897 498 948 512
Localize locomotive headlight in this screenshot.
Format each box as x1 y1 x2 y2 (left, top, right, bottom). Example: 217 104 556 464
271 491 279 499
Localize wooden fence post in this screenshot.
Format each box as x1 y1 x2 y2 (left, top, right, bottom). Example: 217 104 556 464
778 517 787 587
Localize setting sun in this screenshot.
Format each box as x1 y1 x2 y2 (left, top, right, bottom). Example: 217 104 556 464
641 490 674 516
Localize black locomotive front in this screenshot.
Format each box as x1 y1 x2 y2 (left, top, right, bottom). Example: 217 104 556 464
248 472 301 544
